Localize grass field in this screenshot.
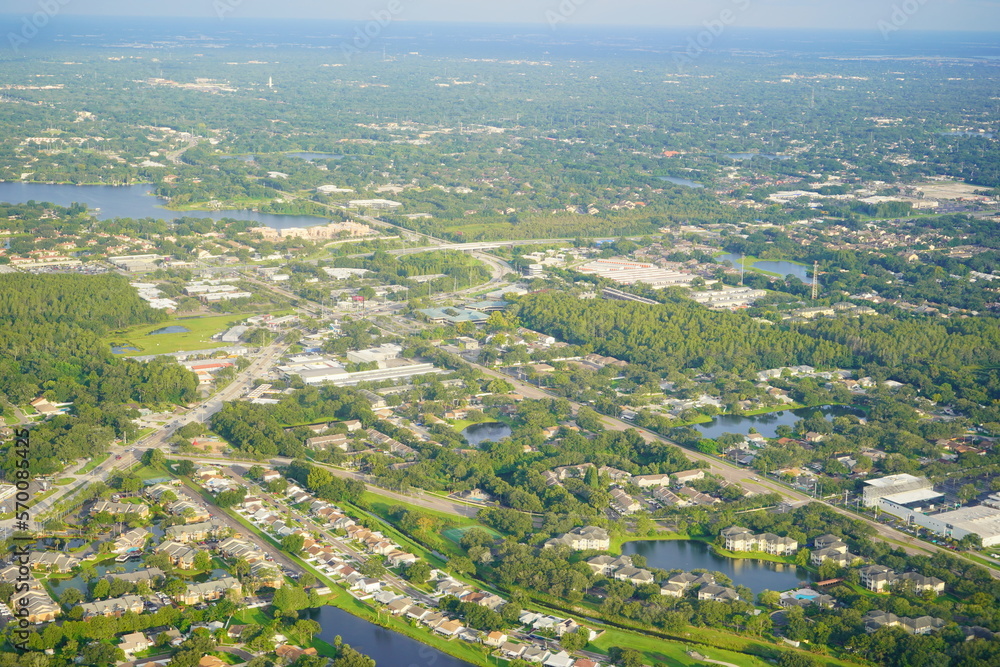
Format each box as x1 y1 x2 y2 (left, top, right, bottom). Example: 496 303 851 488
104 313 252 357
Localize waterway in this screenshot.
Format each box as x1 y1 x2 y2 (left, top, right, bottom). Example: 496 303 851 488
658 176 704 189
622 540 814 594
716 253 811 282
308 604 476 667
694 405 862 440
460 422 513 447
0 182 331 230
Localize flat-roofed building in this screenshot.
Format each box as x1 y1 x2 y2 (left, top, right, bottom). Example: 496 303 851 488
862 474 932 507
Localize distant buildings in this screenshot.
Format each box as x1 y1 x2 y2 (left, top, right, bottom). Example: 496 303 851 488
348 198 402 210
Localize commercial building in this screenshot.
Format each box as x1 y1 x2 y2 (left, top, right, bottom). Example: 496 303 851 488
109 254 161 272
578 258 698 289
862 474 932 507
347 344 403 365
348 198 402 210
220 326 249 343
908 505 1000 548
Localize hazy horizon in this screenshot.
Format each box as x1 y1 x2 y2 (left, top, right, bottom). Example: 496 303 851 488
1 0 997 33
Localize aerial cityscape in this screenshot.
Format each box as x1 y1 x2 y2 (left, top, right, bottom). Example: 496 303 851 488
0 3 999 667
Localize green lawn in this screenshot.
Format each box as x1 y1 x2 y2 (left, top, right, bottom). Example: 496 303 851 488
447 417 499 432
103 313 252 357
76 453 111 475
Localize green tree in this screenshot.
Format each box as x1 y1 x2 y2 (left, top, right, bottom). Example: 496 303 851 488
193 550 213 571
281 533 306 555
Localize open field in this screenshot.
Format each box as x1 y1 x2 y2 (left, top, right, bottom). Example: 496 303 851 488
104 313 250 357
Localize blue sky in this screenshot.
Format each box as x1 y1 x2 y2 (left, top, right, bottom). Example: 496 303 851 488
1 0 997 32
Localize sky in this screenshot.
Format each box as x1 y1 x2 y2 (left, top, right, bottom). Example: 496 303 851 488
2 0 998 33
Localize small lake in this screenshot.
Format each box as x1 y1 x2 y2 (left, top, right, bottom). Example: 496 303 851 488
658 176 704 189
716 254 811 282
0 182 332 230
694 405 862 440
309 605 475 667
111 345 141 355
622 540 814 595
461 422 513 447
148 326 190 336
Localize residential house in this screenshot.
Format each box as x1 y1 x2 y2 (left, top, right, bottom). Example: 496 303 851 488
522 646 552 664
677 486 721 506
114 527 150 554
174 577 241 605
434 619 465 637
631 473 672 488
720 526 798 555
672 469 706 485
386 550 419 568
166 500 210 523
598 466 632 483
610 488 642 515
90 500 150 518
155 541 197 569
863 610 946 635
118 632 151 656
500 642 525 659
165 519 227 543
895 572 946 595
652 487 687 507
859 565 896 592
20 591 60 623
483 631 508 647
217 537 267 563
275 646 319 662
586 555 633 576
146 483 180 502
29 552 79 573
811 547 860 567
78 595 145 619
613 566 655 586
106 568 165 586
698 585 740 602
306 434 349 451
543 526 611 551
544 652 576 667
